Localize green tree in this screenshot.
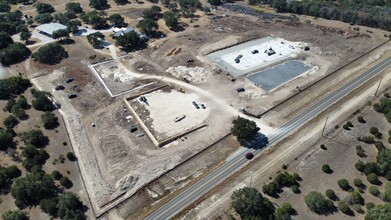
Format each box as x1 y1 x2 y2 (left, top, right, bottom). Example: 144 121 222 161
66 19 81 33
0 32 13 50
53 13 70 25
4 115 18 129
11 105 26 119
52 29 69 40
0 76 30 100
87 32 105 48
325 189 337 201
338 201 350 214
231 187 275 219
89 14 108 29
41 112 59 129
384 182 391 202
0 129 15 150
2 210 28 220
0 1 11 12
40 198 58 217
163 11 179 30
322 164 333 174
353 178 363 188
21 145 49 171
32 91 55 111
366 203 391 220
350 190 364 205
19 129 47 147
137 18 158 36
274 202 295 220
231 117 260 142
337 179 350 191
304 191 334 214
52 170 63 180
0 165 21 193
20 31 31 44
65 2 83 14
367 173 379 185
89 0 109 10
11 172 57 208
60 176 73 189
32 42 68 64
108 13 126 27
66 152 76 161
57 192 85 220
36 3 55 14
115 31 143 51
0 42 31 66
369 186 380 196
35 13 53 24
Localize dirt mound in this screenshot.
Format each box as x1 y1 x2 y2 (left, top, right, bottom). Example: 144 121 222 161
166 66 211 83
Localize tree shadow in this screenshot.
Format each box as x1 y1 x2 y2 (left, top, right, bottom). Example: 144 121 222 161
171 25 185 32
242 133 269 149
59 39 75 45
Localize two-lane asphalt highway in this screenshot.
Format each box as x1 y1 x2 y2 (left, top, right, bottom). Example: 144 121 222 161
145 55 391 220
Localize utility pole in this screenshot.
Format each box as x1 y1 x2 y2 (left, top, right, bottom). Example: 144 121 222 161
249 171 253 188
374 76 383 97
321 116 329 138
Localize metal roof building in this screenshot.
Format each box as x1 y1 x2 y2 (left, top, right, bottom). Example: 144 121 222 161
36 23 67 37
113 27 135 37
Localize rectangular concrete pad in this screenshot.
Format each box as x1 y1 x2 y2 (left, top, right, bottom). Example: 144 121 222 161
247 60 311 91
207 36 300 77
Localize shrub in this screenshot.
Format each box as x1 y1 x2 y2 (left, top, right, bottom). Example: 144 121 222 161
304 191 334 214
66 152 76 161
59 176 73 189
350 190 364 205
374 141 384 150
338 179 350 191
353 179 363 188
320 144 327 150
373 103 382 112
51 170 62 180
282 164 288 170
352 204 363 213
343 124 350 130
322 164 333 174
356 145 365 157
363 162 379 175
4 115 18 129
361 136 374 144
346 121 353 127
292 173 302 181
41 112 59 129
367 173 379 185
366 202 375 210
357 116 366 123
338 201 350 214
325 189 337 201
291 185 300 194
355 160 365 172
370 127 379 135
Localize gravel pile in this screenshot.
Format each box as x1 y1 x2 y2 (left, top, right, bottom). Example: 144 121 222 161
221 3 293 20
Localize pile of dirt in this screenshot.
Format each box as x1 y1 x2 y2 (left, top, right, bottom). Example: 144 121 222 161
166 66 211 83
